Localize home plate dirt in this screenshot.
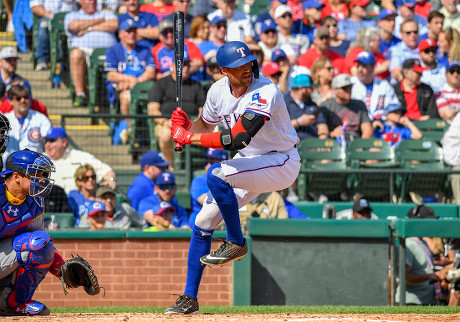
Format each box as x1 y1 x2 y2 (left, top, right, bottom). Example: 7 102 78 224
4 313 460 322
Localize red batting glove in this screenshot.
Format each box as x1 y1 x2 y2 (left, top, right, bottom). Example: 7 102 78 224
171 125 193 145
171 109 192 130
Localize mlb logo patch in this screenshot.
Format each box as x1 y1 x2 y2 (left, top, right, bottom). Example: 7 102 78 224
252 93 267 104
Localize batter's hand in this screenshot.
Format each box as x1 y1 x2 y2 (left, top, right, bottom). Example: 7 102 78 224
171 125 193 145
171 109 192 130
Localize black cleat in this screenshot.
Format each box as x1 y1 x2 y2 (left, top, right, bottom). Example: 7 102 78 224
200 238 247 267
164 294 199 315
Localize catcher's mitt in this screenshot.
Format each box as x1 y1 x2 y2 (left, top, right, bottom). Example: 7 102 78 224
59 255 100 296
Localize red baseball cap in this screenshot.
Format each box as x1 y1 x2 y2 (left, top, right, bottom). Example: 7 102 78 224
262 62 281 76
418 39 438 52
403 58 428 73
350 0 370 8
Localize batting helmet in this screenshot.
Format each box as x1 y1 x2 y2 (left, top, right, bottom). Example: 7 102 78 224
1 149 55 207
216 41 259 78
0 113 11 155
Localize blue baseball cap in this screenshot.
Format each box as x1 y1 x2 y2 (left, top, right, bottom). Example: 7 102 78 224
396 0 416 7
378 9 398 21
303 0 325 10
384 104 405 115
261 19 277 33
156 171 175 185
46 127 67 139
140 151 171 168
119 19 137 31
354 51 375 65
206 148 229 160
292 74 313 88
270 0 287 3
210 15 226 26
272 49 287 62
152 201 175 216
88 201 106 217
448 60 460 70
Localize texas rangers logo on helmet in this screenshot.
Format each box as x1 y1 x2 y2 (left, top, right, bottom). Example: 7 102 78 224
236 47 247 58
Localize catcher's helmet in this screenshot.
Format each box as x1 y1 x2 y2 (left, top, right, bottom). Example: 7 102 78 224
0 113 11 155
216 41 259 78
1 149 55 207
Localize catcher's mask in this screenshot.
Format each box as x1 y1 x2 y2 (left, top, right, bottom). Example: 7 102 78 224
0 113 11 155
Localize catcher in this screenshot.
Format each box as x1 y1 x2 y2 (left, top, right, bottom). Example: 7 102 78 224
0 150 100 316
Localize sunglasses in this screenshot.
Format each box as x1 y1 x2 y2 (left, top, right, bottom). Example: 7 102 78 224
403 30 418 35
13 95 29 101
326 24 337 28
281 13 292 19
324 66 334 71
81 174 96 182
319 36 330 40
45 138 57 143
340 85 353 91
216 23 227 29
449 68 460 74
423 47 437 54
158 184 175 191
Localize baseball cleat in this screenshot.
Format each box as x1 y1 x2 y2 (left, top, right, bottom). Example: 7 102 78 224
164 294 199 315
0 300 50 316
200 238 247 267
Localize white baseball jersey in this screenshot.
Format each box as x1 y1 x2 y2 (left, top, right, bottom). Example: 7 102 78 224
4 110 51 158
202 75 299 156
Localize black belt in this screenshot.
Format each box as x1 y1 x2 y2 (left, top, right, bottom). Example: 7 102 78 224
270 145 296 153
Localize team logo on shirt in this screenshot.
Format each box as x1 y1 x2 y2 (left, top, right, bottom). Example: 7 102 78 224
252 93 267 104
28 128 41 143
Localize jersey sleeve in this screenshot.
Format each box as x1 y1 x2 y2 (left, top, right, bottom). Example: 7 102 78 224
245 83 277 120
201 84 221 125
104 45 119 72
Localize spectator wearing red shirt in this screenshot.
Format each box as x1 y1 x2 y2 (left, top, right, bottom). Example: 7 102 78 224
287 0 305 21
140 0 175 22
321 0 349 22
298 26 345 73
392 59 439 120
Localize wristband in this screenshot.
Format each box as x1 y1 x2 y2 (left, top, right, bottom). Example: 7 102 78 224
296 117 302 127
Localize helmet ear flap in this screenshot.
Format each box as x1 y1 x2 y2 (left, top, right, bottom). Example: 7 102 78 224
252 60 259 79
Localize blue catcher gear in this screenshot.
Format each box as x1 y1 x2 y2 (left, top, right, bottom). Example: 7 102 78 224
5 231 54 310
1 150 55 207
216 41 259 78
0 113 11 155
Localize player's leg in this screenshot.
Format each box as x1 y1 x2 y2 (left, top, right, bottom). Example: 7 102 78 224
0 231 54 316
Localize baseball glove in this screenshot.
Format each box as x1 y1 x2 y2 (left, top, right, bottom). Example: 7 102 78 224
59 255 100 296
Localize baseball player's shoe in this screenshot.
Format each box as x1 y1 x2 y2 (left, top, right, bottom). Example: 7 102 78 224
0 300 50 316
200 238 247 267
164 294 199 315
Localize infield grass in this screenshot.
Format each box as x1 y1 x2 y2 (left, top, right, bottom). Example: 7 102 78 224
50 306 460 314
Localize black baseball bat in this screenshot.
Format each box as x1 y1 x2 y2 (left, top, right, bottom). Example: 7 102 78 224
174 11 185 153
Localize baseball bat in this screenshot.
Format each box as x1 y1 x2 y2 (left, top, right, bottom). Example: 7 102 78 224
174 11 185 153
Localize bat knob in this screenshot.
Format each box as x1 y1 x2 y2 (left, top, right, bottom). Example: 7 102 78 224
175 143 183 153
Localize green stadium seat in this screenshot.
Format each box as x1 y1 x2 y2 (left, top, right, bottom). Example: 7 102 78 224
49 12 69 84
43 212 75 229
413 119 450 144
87 47 109 115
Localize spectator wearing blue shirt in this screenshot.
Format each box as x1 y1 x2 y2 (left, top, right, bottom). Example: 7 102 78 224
67 164 98 226
394 0 428 40
418 11 444 43
0 47 32 96
189 148 229 227
292 0 324 44
253 0 287 42
105 19 156 139
118 0 159 49
138 172 190 229
378 9 401 60
127 150 171 211
419 39 446 95
374 104 422 147
337 0 377 43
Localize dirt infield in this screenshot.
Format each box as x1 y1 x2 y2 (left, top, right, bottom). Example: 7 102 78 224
4 313 460 321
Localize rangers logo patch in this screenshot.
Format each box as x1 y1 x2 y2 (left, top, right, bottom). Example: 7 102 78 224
252 93 267 104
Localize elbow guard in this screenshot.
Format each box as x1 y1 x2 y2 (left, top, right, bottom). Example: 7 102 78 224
220 112 266 150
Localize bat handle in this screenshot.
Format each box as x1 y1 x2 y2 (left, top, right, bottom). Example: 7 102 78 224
174 106 184 153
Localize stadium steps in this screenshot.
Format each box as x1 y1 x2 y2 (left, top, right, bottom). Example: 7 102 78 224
0 31 16 46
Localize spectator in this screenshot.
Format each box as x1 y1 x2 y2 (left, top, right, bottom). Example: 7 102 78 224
394 0 428 39
148 54 205 164
437 27 460 68
0 47 32 94
0 87 48 117
374 104 423 146
378 9 401 60
259 18 298 65
321 0 349 22
207 16 227 50
436 60 460 121
350 52 400 122
393 58 440 120
105 19 156 141
272 48 310 92
68 164 98 225
275 5 310 57
419 11 444 42
298 26 345 73
337 0 377 42
292 0 324 44
207 0 254 43
189 15 210 48
78 201 108 230
439 0 460 32
288 0 305 21
419 39 447 95
138 171 190 229
118 0 159 49
190 0 217 17
284 74 327 140
163 0 194 37
321 15 349 58
311 57 335 105
335 198 379 219
3 84 51 158
189 15 217 81
415 0 431 18
127 150 170 211
43 127 116 193
442 112 460 204
64 0 119 107
189 148 228 227
254 0 285 42
30 0 77 72
389 20 421 84
203 55 224 93
320 73 374 142
79 186 144 229
395 205 448 305
139 0 175 21
262 62 284 91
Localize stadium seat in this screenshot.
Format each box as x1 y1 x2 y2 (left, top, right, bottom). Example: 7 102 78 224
413 119 450 144
49 12 69 84
43 212 75 229
87 47 109 115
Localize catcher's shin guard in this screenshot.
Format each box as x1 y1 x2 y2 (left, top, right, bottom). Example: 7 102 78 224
5 231 54 308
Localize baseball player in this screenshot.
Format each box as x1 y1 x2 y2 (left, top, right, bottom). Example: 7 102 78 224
0 150 62 316
166 41 300 315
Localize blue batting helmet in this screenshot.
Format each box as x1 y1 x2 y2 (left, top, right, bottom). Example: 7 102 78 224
217 41 259 77
1 149 55 207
